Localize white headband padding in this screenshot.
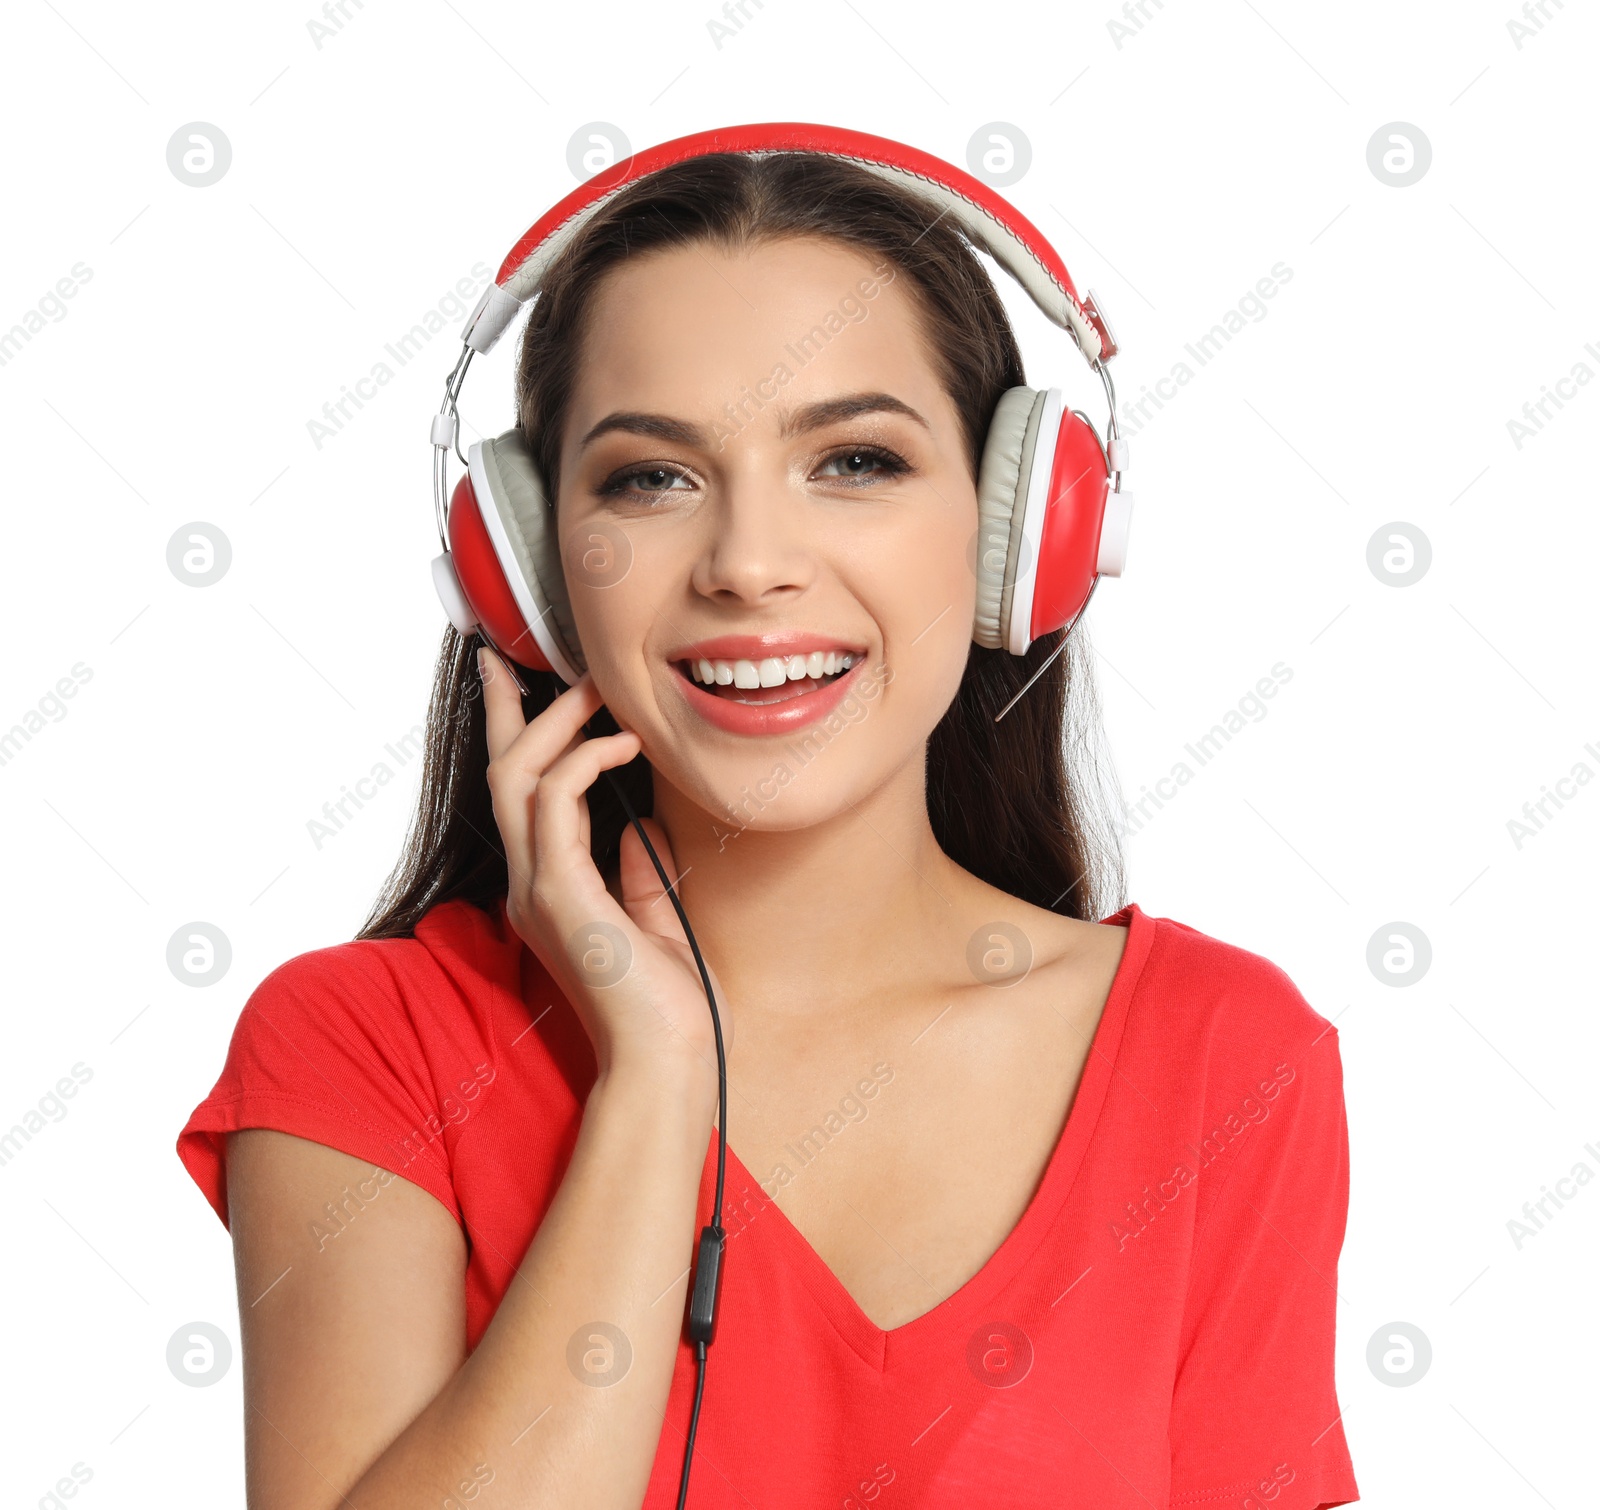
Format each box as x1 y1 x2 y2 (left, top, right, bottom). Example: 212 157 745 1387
493 154 1104 365
850 163 1102 363
462 282 526 354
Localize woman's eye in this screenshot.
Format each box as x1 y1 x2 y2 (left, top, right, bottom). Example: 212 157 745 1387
597 446 911 499
815 447 910 484
599 465 694 499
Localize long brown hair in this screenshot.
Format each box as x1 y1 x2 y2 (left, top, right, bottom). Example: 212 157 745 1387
356 151 1126 940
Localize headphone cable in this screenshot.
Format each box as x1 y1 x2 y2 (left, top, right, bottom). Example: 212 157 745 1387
593 750 727 1510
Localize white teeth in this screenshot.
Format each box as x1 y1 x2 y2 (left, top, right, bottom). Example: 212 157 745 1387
684 651 859 686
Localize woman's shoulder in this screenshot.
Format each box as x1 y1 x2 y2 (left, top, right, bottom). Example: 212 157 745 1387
177 896 528 1228
1122 908 1351 1239
225 895 535 1099
1123 902 1341 1074
251 895 521 1020
975 888 1334 1056
229 897 523 1086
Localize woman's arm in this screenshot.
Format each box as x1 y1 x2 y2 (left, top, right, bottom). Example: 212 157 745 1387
228 1053 716 1510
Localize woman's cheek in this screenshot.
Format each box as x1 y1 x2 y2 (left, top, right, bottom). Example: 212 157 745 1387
569 581 651 708
914 552 978 701
886 621 965 739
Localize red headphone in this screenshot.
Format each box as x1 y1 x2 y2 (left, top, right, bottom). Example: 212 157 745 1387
427 122 1133 713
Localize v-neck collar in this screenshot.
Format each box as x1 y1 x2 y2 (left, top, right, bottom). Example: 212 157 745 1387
714 902 1155 1372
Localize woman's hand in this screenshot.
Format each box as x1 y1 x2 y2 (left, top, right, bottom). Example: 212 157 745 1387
478 646 720 1088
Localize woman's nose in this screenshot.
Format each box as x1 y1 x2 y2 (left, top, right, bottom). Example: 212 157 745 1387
690 473 818 606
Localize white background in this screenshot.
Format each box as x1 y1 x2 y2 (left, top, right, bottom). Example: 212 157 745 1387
1 0 1596 1504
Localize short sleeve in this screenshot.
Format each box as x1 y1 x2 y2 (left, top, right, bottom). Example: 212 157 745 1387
1169 1027 1359 1509
176 945 463 1230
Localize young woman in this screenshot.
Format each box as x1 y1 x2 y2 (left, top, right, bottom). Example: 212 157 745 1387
179 129 1358 1510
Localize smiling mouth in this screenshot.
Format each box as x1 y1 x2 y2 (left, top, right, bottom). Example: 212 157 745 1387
673 652 862 705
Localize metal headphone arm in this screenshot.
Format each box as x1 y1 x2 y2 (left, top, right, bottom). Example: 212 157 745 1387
431 343 545 701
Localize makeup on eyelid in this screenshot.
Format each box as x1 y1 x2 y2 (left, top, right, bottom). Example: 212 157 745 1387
593 443 914 501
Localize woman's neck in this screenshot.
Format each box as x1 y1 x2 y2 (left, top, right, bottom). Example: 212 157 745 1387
647 756 973 1024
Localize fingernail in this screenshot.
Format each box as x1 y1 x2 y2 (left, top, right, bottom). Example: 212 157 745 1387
476 646 488 681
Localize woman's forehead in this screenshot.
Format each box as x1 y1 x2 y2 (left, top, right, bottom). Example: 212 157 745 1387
568 239 941 435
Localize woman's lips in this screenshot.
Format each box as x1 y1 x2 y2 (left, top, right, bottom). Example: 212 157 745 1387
671 657 868 736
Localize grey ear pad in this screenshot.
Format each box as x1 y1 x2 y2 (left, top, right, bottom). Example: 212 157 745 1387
972 387 1047 650
477 428 588 679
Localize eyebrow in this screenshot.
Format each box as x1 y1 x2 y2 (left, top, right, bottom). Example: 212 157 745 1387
577 391 930 452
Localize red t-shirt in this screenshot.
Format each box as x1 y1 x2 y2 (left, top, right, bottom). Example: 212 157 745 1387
177 898 1359 1509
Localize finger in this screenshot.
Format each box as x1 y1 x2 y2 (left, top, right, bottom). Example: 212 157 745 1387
479 648 603 768
505 673 607 777
618 817 690 947
478 645 526 764
479 653 597 887
529 728 643 921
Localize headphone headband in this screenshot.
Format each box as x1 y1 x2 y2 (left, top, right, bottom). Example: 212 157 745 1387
457 121 1119 368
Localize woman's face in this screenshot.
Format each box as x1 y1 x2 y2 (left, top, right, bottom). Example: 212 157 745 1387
555 234 979 837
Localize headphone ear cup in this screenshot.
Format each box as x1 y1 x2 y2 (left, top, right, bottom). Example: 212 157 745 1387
974 388 1118 656
1026 408 1114 645
467 429 587 683
972 387 1048 651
